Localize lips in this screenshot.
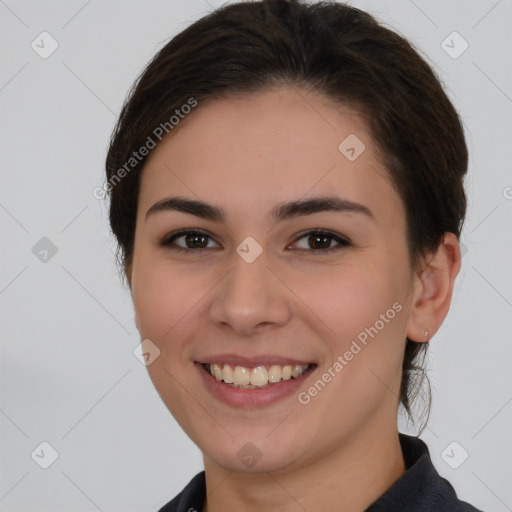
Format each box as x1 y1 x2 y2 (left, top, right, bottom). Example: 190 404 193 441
195 356 317 408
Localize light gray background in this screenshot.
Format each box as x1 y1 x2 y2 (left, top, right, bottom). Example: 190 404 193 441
1 0 511 511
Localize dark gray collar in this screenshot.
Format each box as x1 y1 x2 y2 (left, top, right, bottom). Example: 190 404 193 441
158 433 482 512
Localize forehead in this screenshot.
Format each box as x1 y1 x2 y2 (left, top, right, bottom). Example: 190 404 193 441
138 86 404 227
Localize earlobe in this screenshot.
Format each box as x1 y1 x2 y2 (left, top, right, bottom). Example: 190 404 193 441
406 233 461 343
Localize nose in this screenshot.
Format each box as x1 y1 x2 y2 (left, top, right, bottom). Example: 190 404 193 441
209 249 292 337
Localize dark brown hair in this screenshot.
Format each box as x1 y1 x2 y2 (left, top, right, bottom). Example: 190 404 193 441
105 0 468 432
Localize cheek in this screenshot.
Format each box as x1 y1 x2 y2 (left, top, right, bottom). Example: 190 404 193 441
298 262 407 384
297 263 390 341
132 259 203 414
131 257 202 350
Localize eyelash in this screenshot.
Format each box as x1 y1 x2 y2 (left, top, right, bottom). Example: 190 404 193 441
160 229 351 254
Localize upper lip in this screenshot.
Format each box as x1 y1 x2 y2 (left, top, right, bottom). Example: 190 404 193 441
197 354 316 368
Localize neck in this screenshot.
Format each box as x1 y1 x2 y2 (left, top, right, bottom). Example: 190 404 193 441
202 423 406 512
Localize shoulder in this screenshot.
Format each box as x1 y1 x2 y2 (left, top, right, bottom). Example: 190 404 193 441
157 471 206 512
429 476 484 511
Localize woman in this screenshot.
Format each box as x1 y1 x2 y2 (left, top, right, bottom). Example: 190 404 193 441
105 0 482 510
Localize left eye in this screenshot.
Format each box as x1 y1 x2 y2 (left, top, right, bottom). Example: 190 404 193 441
290 230 350 252
160 229 350 253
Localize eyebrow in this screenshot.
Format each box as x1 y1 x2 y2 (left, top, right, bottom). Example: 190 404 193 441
145 195 376 223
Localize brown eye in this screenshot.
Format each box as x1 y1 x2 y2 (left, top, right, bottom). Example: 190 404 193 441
309 233 331 250
161 230 219 251
160 228 350 254
183 233 209 249
291 230 351 253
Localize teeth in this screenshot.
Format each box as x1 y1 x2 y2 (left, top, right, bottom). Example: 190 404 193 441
212 364 223 381
233 366 250 385
222 364 234 383
291 365 303 378
282 365 293 380
250 366 268 386
206 363 311 387
268 365 282 382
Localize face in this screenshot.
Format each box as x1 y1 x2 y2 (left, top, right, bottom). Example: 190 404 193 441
130 86 417 474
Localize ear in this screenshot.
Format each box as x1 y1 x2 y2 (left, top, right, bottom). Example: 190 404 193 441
406 233 462 343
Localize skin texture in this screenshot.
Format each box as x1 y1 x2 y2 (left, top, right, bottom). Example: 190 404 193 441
129 86 461 512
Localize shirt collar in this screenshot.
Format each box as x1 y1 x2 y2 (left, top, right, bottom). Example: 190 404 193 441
165 433 478 512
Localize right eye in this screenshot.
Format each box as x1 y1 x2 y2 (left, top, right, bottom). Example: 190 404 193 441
160 229 220 252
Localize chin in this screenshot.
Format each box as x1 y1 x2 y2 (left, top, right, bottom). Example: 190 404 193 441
201 432 310 475
209 449 298 475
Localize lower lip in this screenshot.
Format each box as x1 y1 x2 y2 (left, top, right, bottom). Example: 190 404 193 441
195 362 316 408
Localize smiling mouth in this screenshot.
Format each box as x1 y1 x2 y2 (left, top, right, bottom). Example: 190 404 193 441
202 362 316 389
